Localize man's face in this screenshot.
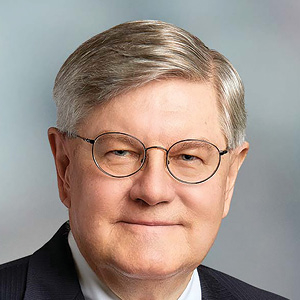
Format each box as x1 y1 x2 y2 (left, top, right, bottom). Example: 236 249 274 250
49 79 247 280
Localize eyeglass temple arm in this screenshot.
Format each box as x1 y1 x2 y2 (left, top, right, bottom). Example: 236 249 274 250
220 150 228 156
74 134 95 145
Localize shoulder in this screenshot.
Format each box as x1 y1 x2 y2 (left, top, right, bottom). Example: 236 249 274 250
198 265 288 299
0 255 30 298
0 222 76 299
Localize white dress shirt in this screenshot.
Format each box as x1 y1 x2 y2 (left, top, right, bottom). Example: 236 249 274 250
68 231 202 299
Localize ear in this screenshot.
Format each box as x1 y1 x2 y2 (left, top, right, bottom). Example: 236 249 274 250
48 127 72 208
222 141 249 218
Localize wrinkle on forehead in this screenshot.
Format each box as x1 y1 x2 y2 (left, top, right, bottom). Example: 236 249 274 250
80 79 225 147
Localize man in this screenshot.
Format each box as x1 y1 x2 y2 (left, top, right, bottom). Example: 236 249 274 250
0 20 287 299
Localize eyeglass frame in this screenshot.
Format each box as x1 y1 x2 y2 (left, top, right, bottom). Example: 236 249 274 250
74 131 228 184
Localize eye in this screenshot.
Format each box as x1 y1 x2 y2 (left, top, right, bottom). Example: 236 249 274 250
112 150 129 157
107 149 141 162
181 154 199 161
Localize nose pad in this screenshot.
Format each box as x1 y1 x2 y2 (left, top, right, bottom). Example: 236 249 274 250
140 155 146 167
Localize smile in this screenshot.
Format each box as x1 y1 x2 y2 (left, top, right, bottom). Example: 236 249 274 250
124 222 176 226
119 220 181 229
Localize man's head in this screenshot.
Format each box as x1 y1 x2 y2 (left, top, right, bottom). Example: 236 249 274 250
48 20 248 291
53 20 246 150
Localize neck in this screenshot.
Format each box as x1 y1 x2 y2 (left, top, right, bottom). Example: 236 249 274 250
68 231 196 300
94 265 193 300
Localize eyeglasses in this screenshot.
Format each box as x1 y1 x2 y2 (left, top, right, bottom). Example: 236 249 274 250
75 132 228 184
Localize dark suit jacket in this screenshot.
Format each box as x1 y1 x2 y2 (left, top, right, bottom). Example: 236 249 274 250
0 223 288 299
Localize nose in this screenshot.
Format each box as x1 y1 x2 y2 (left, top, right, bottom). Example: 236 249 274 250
129 147 176 206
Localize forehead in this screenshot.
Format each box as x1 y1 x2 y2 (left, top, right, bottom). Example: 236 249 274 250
81 79 225 147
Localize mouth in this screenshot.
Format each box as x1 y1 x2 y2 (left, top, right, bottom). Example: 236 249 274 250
116 220 183 236
119 220 181 227
121 221 179 226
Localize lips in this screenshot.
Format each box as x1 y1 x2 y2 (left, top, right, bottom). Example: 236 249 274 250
119 220 180 226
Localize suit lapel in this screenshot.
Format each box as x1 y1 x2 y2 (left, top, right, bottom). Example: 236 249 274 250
198 265 236 300
24 222 84 300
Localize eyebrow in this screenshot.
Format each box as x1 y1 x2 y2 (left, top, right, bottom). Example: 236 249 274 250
107 135 140 147
172 140 215 151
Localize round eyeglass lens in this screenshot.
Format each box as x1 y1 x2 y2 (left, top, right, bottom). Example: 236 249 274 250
167 140 221 183
92 133 145 177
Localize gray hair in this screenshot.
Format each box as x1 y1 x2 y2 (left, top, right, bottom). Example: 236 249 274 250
53 20 246 149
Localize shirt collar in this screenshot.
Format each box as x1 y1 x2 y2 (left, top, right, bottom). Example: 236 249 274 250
68 231 201 300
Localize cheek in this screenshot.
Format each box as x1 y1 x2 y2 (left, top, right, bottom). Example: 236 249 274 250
68 169 133 249
181 175 227 218
69 165 130 228
178 176 227 252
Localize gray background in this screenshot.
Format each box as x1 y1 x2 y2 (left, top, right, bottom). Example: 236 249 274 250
0 1 299 299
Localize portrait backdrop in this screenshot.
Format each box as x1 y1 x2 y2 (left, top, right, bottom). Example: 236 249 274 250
0 1 299 299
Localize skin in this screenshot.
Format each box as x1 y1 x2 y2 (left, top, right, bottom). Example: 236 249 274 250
48 79 249 300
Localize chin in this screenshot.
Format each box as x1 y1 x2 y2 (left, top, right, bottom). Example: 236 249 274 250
106 250 194 280
112 263 186 280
